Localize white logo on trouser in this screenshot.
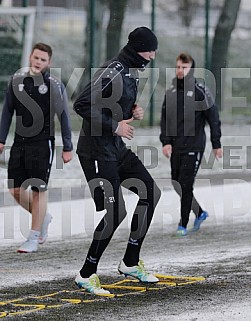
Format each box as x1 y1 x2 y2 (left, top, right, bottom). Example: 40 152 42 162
128 238 139 246
108 196 115 203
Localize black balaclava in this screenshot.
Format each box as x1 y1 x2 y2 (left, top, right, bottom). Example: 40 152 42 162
121 26 158 70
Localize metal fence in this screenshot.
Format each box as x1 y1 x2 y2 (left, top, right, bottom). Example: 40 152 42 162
1 2 251 124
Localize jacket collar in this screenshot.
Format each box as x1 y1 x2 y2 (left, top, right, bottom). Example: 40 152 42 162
172 73 196 90
118 44 150 70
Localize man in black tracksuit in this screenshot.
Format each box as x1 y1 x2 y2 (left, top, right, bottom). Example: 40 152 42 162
73 27 161 295
0 43 73 252
160 52 222 236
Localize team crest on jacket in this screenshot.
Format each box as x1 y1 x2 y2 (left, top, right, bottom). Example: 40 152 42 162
38 83 48 94
18 84 24 92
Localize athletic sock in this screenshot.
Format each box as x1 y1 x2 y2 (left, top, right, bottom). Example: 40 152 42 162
28 229 40 240
80 256 98 278
123 237 142 267
197 209 204 217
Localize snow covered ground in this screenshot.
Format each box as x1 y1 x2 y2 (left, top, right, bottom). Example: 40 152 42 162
1 124 251 320
0 180 251 321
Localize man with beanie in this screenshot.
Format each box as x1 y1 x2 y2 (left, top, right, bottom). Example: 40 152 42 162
160 52 222 236
73 26 161 295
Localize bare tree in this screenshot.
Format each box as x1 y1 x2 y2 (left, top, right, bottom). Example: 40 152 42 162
106 0 128 60
77 0 128 96
76 0 105 96
178 0 195 30
210 0 242 109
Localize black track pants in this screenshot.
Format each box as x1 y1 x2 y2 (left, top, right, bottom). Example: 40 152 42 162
78 150 161 277
170 151 203 228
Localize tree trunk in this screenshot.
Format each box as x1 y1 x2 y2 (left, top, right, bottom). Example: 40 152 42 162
178 0 194 29
210 0 241 109
106 0 128 60
76 0 105 96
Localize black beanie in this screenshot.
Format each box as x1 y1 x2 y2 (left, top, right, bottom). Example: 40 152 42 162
127 26 158 52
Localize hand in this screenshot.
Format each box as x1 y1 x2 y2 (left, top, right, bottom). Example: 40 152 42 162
162 144 172 158
132 104 144 120
115 118 134 140
0 143 5 154
62 151 73 163
213 148 223 160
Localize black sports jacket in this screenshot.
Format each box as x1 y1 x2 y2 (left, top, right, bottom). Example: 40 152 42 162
160 74 221 153
0 70 73 151
74 45 150 161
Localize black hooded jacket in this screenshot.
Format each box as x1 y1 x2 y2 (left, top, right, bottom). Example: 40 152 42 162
160 68 221 153
74 45 150 160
